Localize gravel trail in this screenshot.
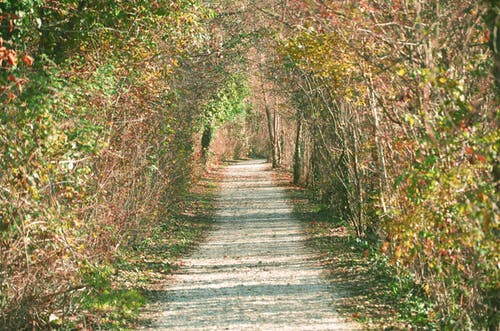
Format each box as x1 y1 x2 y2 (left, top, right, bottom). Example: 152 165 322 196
140 160 361 330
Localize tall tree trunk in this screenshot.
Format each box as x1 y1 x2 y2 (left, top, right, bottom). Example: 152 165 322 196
201 124 212 161
273 110 281 167
265 103 278 167
483 1 500 194
293 109 303 185
369 86 388 217
262 81 280 168
484 0 500 96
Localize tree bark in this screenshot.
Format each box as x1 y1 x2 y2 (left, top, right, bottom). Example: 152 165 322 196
369 86 389 217
293 109 303 185
201 124 212 160
273 110 281 167
264 103 278 167
484 0 500 96
262 81 281 168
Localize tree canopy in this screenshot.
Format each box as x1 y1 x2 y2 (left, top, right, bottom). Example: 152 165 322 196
1 0 498 329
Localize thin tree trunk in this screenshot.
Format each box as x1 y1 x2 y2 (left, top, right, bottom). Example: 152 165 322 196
265 103 277 167
273 110 281 167
261 78 278 167
293 109 303 185
201 124 212 160
369 86 389 217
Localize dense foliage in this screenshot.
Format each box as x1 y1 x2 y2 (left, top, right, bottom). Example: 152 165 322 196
267 0 499 329
1 0 498 329
0 0 250 328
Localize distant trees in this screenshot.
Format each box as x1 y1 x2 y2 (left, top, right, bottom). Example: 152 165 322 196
200 74 252 159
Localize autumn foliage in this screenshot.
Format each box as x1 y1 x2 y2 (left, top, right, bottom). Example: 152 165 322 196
0 0 499 330
0 0 220 328
269 0 499 328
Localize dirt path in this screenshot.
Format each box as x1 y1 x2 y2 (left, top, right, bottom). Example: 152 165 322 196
140 160 361 330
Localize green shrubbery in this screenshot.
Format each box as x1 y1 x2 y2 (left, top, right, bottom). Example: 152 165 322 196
0 1 221 328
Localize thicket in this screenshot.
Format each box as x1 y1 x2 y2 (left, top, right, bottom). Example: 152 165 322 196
257 0 499 329
1 0 499 329
0 1 252 329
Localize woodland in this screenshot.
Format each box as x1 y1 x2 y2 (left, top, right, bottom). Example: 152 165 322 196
0 0 499 330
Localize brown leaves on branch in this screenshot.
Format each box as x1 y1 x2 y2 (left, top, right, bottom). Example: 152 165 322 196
0 35 34 102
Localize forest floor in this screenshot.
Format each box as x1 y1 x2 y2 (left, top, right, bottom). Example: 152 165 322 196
136 159 364 330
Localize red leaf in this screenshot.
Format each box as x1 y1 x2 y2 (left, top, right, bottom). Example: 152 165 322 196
484 30 490 43
7 92 16 103
477 154 486 163
22 55 34 66
7 51 17 66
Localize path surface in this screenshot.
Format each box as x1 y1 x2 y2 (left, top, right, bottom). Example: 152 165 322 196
140 160 360 330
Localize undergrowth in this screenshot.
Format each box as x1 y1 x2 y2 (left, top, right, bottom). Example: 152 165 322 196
305 208 436 329
59 173 218 330
276 170 437 330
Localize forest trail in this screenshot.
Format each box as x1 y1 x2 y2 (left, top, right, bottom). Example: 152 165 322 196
139 160 361 330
